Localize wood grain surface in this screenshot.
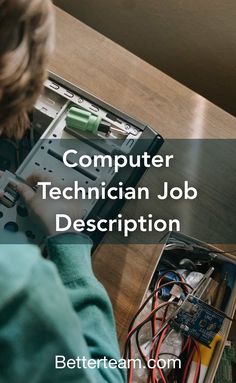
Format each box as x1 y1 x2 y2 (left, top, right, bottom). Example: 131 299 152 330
50 7 236 349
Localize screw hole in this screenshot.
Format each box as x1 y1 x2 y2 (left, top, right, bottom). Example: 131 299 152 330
17 205 28 217
4 222 19 232
26 231 36 240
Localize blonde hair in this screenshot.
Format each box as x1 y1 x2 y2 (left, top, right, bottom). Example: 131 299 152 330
0 0 54 139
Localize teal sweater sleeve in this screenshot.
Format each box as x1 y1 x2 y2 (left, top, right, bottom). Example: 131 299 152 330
0 232 126 383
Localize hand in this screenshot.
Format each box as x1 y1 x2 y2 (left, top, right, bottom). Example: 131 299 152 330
17 171 78 236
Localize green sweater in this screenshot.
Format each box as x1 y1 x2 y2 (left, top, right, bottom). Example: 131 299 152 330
0 232 126 383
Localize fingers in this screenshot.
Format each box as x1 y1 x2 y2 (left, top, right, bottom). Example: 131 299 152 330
25 171 51 188
17 171 49 204
1 170 59 206
17 183 35 204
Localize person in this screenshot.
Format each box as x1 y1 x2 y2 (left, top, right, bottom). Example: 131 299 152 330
0 1 126 382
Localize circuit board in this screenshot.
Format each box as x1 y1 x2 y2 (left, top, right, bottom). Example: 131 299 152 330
171 295 226 346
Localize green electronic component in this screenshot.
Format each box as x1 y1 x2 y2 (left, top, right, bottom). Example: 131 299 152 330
66 106 132 138
215 341 236 383
66 107 126 136
66 107 102 134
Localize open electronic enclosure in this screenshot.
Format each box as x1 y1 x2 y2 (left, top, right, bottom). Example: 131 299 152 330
147 232 236 383
0 72 164 245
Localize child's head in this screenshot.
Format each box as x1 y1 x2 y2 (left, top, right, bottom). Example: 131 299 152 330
0 0 54 139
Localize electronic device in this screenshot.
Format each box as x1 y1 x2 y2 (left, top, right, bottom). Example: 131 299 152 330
0 72 164 245
171 289 226 346
125 231 236 382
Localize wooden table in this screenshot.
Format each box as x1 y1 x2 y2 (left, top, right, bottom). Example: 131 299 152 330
50 6 236 348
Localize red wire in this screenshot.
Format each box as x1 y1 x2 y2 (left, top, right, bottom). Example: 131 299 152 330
126 303 173 383
128 347 133 383
149 273 187 383
152 325 169 383
182 340 195 383
149 305 170 355
151 273 178 364
126 275 190 383
152 272 187 337
127 302 173 340
181 336 191 355
187 338 192 353
193 341 201 383
152 275 165 335
149 276 163 383
181 340 201 383
138 317 163 365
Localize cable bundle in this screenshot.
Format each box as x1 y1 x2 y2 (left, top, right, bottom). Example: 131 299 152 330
124 273 201 383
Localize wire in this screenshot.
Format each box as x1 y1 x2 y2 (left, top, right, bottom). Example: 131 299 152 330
133 309 173 383
223 313 234 321
127 280 193 334
128 347 134 383
182 346 195 383
152 274 167 339
151 272 188 351
208 249 236 255
125 272 207 383
125 280 192 383
193 341 201 383
125 302 177 356
135 326 149 368
182 336 191 355
158 352 181 359
152 271 187 336
152 325 169 383
125 302 177 383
